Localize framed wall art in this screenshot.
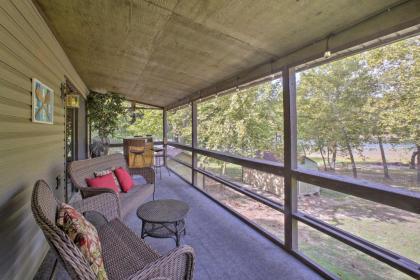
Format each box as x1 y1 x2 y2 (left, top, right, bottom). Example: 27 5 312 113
32 78 54 124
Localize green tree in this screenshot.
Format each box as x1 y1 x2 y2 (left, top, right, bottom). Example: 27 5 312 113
367 36 420 181
298 56 376 177
116 109 163 140
168 106 192 145
87 91 126 153
198 79 283 160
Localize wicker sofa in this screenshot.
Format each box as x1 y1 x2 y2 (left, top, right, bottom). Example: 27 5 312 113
68 153 155 218
31 180 195 280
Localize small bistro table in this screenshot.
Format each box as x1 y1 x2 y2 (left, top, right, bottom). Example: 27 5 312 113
137 199 189 246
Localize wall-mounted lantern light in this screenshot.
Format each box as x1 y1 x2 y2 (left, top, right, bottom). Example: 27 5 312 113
65 93 80 108
60 81 80 108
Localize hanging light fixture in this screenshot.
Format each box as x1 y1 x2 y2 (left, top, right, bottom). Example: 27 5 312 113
60 81 80 108
65 93 80 108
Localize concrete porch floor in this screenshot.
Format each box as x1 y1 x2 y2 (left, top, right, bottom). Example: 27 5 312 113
36 170 323 280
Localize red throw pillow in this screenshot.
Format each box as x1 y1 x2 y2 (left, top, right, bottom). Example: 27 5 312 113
86 173 119 193
114 167 134 192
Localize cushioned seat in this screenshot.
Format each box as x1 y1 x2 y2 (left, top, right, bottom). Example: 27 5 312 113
99 219 160 280
119 183 154 218
68 154 156 218
31 180 195 280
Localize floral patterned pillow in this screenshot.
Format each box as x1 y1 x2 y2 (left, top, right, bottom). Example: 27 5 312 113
57 203 108 280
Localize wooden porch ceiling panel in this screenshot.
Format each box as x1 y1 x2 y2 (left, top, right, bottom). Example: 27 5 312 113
36 0 402 107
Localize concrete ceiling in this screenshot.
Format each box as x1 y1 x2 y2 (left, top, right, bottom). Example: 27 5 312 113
36 0 403 107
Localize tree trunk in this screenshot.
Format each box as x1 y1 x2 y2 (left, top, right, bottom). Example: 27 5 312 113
319 145 328 171
100 136 109 155
331 144 337 171
327 147 331 170
410 150 419 169
378 137 390 179
345 140 357 178
202 174 207 192
301 144 307 157
222 161 227 176
416 145 420 183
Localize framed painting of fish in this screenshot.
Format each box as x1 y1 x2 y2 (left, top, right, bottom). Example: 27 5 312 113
32 79 54 124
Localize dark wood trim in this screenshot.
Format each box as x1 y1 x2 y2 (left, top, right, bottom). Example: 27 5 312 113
171 155 285 212
167 142 193 151
163 109 168 167
84 98 89 158
293 169 420 214
167 142 284 176
168 156 193 169
195 168 284 212
168 166 285 246
283 66 298 251
167 142 420 215
294 212 420 278
195 147 284 176
191 101 198 185
168 166 337 280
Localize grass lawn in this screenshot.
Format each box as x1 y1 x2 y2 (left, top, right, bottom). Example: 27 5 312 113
299 189 419 279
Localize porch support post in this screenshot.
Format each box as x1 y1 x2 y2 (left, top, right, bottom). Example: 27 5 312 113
163 108 168 167
283 66 298 251
192 101 198 185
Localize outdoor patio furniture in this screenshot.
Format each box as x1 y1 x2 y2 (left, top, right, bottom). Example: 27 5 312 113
130 149 146 167
137 199 189 247
68 153 155 218
31 180 195 280
152 146 170 179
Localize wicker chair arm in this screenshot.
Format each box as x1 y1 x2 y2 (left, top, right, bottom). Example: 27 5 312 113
126 245 195 280
79 186 117 199
71 192 121 221
129 167 155 185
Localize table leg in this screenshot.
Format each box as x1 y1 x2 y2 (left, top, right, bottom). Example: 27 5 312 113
141 221 145 239
159 156 162 179
175 221 180 247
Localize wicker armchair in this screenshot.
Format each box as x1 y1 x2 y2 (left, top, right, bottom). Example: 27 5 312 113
31 180 195 280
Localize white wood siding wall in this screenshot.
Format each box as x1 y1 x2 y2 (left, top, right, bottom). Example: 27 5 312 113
0 1 87 279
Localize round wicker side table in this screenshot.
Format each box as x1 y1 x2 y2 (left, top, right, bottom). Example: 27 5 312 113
137 199 189 246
